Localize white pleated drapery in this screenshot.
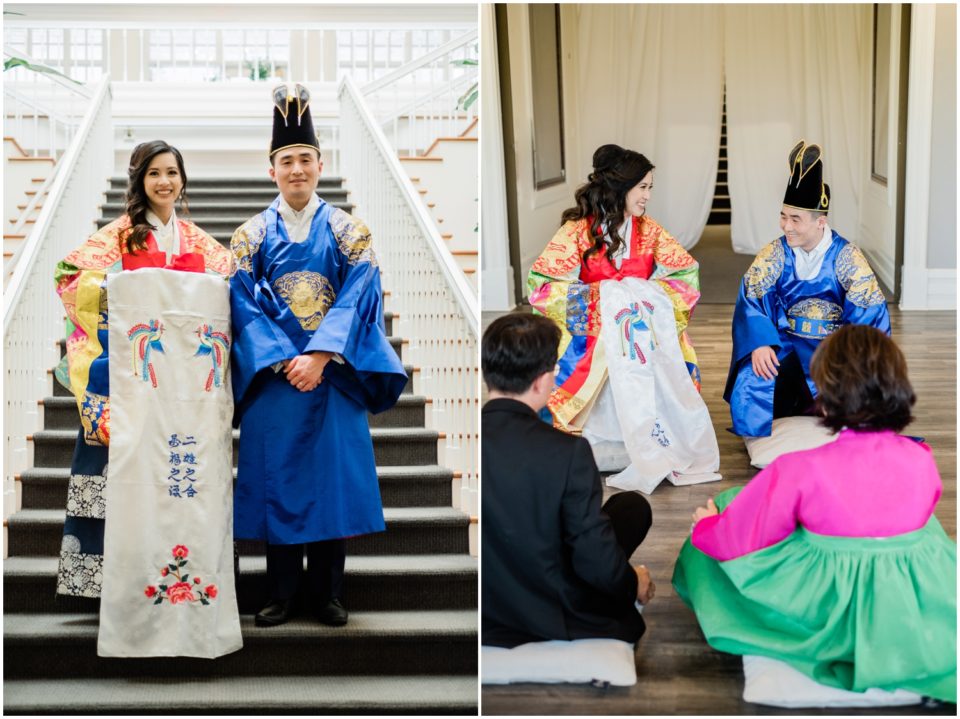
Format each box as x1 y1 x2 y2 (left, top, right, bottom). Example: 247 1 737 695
724 4 869 254
570 4 869 255
99 268 242 659
573 4 725 250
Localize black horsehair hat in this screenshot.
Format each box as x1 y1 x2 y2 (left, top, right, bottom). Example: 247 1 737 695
783 140 830 213
270 83 321 158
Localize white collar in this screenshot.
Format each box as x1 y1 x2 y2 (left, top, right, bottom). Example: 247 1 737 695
146 208 176 232
798 223 832 257
792 224 833 280
145 209 179 259
278 193 320 243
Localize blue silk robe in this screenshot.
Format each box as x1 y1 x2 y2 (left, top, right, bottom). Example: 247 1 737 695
723 232 890 437
229 197 407 544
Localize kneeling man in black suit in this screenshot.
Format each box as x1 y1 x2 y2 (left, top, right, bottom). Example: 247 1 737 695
482 313 655 648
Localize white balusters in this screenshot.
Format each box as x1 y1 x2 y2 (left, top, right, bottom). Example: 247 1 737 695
3 77 113 534
339 77 478 526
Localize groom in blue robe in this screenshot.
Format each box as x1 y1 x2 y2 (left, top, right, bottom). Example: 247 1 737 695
229 83 407 626
724 140 890 437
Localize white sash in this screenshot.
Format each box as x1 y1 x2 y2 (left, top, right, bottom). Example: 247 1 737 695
99 268 242 658
598 277 721 494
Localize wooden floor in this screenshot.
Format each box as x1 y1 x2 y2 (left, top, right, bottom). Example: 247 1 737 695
481 305 957 715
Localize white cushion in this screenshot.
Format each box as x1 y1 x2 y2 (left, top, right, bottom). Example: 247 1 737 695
742 655 923 708
481 639 637 686
743 416 840 468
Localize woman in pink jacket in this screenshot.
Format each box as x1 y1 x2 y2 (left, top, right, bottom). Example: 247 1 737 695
673 324 956 702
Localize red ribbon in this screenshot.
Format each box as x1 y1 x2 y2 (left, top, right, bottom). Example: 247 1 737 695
121 251 206 273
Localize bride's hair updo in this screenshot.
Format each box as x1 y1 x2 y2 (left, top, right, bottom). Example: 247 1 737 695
560 144 655 262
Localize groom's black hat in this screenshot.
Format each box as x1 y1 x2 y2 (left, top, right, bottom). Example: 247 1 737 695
783 140 830 213
270 83 320 158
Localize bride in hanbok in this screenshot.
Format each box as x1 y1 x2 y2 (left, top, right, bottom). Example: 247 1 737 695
54 140 241 657
528 144 720 493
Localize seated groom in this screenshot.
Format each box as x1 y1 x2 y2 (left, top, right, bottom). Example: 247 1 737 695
724 140 891 437
482 313 655 648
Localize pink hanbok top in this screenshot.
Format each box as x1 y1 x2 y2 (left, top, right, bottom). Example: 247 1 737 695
692 429 942 561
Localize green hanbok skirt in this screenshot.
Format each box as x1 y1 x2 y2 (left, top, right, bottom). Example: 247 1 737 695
672 487 957 702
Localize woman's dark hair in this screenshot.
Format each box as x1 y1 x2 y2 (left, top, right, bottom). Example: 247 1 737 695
560 144 655 263
124 140 189 252
482 313 560 395
810 324 915 433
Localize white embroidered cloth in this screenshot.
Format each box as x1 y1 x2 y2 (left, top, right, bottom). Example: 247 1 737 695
597 277 721 493
99 268 242 658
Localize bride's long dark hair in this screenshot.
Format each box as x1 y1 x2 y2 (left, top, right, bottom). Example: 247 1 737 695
123 140 189 252
560 144 655 262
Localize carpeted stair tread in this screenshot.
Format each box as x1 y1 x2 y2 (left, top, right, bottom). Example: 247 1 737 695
8 506 467 529
3 675 477 714
108 177 347 188
5 609 477 641
4 611 478 679
95 213 356 230
5 553 477 614
103 187 349 199
18 461 452 510
50 363 416 396
39 393 424 430
30 426 436 443
99 201 353 213
104 187 349 197
30 426 439 467
6 506 470 558
6 553 476 579
20 463 448 482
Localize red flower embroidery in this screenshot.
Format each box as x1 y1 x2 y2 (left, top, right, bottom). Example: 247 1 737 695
166 582 197 604
146 546 216 606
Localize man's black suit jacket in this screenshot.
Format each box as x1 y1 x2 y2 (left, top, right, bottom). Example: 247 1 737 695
481 397 643 647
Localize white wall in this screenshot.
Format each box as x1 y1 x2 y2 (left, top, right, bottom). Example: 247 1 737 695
926 3 957 271
501 4 582 301
900 4 956 310
857 5 906 293
479 4 514 311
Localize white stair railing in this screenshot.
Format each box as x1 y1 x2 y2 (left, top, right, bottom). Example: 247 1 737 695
3 76 113 528
339 75 478 526
360 30 477 157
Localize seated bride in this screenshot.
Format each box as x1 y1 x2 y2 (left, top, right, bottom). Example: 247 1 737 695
528 144 720 493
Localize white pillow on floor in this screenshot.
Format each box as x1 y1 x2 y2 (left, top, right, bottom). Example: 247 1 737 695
481 639 637 686
743 416 840 468
742 655 923 708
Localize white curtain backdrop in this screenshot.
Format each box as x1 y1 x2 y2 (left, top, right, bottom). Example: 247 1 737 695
574 4 725 249
567 4 869 255
724 5 869 253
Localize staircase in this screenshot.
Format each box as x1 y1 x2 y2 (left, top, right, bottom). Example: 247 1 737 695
707 94 730 226
3 177 478 714
399 118 479 289
4 136 57 278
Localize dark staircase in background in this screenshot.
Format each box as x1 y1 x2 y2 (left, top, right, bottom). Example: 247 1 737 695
707 93 730 226
3 176 478 714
